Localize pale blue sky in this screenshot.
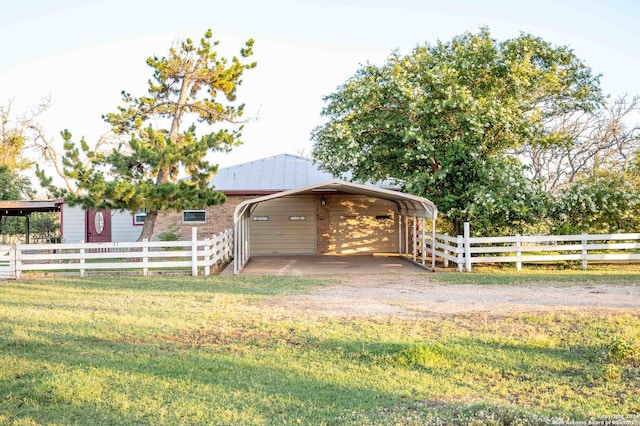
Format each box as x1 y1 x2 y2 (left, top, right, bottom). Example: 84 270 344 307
1 0 639 169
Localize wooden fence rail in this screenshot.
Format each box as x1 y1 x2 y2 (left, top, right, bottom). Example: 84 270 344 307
423 222 640 272
0 228 233 280
4 223 640 279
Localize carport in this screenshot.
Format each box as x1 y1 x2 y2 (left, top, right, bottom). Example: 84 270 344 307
233 180 437 275
0 200 63 244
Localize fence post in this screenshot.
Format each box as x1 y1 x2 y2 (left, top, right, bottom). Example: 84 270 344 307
79 247 85 278
204 237 212 276
515 234 522 271
225 229 233 260
191 227 198 277
9 244 17 280
464 222 472 272
581 233 588 270
456 235 464 272
142 239 149 277
443 233 449 268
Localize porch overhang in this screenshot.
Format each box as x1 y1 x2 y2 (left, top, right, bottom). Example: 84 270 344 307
0 200 63 244
232 180 438 275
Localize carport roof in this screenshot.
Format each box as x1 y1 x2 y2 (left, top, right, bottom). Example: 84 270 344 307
234 179 437 220
0 200 63 216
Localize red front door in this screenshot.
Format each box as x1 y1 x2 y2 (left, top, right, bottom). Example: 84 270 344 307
86 209 112 243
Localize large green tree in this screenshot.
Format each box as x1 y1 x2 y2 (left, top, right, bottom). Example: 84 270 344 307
39 30 256 240
311 28 603 234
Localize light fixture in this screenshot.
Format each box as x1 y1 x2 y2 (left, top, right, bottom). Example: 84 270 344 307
320 197 327 206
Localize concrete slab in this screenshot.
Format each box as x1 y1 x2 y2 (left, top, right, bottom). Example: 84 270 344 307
222 254 431 275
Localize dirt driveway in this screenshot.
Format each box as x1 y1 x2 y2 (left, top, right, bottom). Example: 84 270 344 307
269 273 640 318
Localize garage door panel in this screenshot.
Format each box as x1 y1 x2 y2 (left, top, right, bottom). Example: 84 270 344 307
250 196 316 255
326 196 399 254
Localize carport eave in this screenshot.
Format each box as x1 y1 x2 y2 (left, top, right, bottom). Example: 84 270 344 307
232 179 437 221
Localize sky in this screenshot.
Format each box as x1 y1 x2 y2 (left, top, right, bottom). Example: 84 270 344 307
1 0 640 180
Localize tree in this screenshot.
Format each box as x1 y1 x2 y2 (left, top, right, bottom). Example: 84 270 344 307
1 97 52 170
39 29 256 240
460 159 552 236
549 176 640 234
311 28 602 234
0 98 39 199
0 166 34 200
519 94 640 193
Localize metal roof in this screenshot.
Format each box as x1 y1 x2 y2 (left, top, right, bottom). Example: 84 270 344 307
211 153 399 192
212 154 332 192
0 200 63 216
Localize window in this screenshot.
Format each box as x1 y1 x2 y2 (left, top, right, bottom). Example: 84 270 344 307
183 210 206 223
133 209 147 225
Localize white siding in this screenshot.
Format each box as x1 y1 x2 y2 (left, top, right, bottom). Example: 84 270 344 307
61 205 85 243
111 210 142 242
61 205 142 243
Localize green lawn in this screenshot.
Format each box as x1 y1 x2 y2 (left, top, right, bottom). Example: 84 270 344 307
1 274 638 425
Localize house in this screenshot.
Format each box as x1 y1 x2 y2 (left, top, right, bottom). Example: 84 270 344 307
153 154 438 273
155 153 412 253
0 199 142 244
60 205 143 243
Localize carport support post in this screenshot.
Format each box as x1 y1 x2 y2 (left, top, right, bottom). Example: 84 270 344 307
404 215 409 257
233 220 239 275
413 214 417 262
421 217 426 266
431 212 437 270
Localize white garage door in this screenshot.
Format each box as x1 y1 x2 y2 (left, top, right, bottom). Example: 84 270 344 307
250 196 316 255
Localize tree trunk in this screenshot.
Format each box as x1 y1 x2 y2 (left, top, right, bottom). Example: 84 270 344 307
453 219 464 237
137 210 158 242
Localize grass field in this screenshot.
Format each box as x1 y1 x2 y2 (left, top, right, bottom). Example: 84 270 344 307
1 273 639 425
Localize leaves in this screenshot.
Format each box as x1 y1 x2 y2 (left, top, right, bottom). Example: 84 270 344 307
312 27 603 234
39 29 256 240
550 176 640 234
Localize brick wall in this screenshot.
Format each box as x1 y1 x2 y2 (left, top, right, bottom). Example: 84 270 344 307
316 195 331 254
153 195 248 241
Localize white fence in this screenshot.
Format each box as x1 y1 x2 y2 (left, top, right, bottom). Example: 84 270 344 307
0 228 233 280
0 245 13 279
424 222 640 271
3 223 639 278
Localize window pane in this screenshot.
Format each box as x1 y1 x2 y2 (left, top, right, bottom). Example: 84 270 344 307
183 210 206 223
134 210 147 224
94 211 105 233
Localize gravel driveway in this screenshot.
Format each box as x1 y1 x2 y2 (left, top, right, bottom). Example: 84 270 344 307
269 273 640 317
